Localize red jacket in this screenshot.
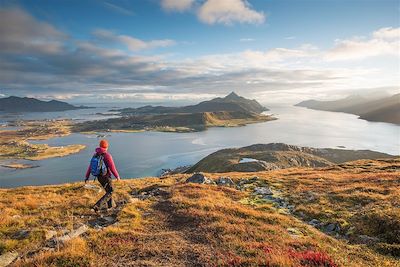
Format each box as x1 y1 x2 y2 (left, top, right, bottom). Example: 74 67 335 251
86 147 120 179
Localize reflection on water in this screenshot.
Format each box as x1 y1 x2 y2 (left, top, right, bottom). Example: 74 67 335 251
1 105 399 188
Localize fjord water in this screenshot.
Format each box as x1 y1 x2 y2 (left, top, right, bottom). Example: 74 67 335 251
1 105 399 188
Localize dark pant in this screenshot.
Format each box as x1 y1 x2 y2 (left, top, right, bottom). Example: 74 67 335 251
94 175 114 209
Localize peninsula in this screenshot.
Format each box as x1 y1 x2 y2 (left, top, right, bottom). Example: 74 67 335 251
295 94 400 125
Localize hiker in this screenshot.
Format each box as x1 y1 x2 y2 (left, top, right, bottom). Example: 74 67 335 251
85 139 120 211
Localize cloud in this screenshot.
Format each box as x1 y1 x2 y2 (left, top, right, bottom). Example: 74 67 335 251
92 29 176 51
160 0 265 25
373 27 400 40
103 2 134 16
160 0 195 12
240 38 255 42
0 7 397 103
0 7 66 55
325 27 399 61
197 0 265 25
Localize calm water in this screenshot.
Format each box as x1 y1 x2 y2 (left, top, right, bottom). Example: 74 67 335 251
1 105 399 188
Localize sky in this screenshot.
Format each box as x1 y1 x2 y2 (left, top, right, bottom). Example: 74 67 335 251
0 0 399 104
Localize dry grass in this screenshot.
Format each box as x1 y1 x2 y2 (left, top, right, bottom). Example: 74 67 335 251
0 159 399 266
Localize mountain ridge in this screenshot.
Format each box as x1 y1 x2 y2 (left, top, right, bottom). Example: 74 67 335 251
295 94 400 125
0 96 91 113
115 92 268 115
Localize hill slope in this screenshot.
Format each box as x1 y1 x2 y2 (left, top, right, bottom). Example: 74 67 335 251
0 96 89 113
295 94 400 125
187 143 395 173
0 159 399 266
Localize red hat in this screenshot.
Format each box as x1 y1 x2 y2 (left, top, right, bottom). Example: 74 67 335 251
99 139 109 149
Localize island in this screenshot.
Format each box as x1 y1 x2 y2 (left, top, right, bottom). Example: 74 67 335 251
0 96 91 113
295 93 400 125
74 92 276 133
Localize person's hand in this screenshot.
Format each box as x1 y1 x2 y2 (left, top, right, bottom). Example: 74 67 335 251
116 177 121 182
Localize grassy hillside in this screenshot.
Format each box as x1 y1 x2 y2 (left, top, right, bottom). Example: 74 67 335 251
0 159 399 266
187 143 394 173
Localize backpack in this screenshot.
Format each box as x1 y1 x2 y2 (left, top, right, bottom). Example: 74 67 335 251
90 153 108 177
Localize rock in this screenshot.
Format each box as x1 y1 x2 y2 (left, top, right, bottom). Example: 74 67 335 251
309 219 321 227
185 173 213 184
357 235 380 244
53 224 88 245
254 186 273 196
132 184 170 200
45 230 57 240
83 184 102 193
12 229 30 240
324 223 340 233
0 252 18 267
215 177 235 187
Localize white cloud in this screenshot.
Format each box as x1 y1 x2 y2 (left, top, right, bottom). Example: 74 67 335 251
197 0 265 25
325 27 400 61
93 29 176 51
160 0 195 12
373 27 400 40
240 38 255 42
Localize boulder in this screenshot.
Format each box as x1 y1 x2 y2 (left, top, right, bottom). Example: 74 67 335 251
185 173 213 184
132 184 170 200
0 252 18 267
215 177 235 187
51 224 88 246
309 219 321 227
324 223 340 233
254 186 273 196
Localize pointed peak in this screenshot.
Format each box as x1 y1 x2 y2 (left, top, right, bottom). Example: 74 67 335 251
225 91 241 100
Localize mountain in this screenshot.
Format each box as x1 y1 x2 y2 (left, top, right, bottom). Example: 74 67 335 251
187 143 395 173
0 96 90 112
116 92 268 115
295 94 400 125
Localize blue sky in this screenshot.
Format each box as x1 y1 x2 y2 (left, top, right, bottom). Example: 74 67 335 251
0 0 399 103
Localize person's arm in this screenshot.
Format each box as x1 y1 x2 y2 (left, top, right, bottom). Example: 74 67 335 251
105 153 120 180
85 164 91 181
